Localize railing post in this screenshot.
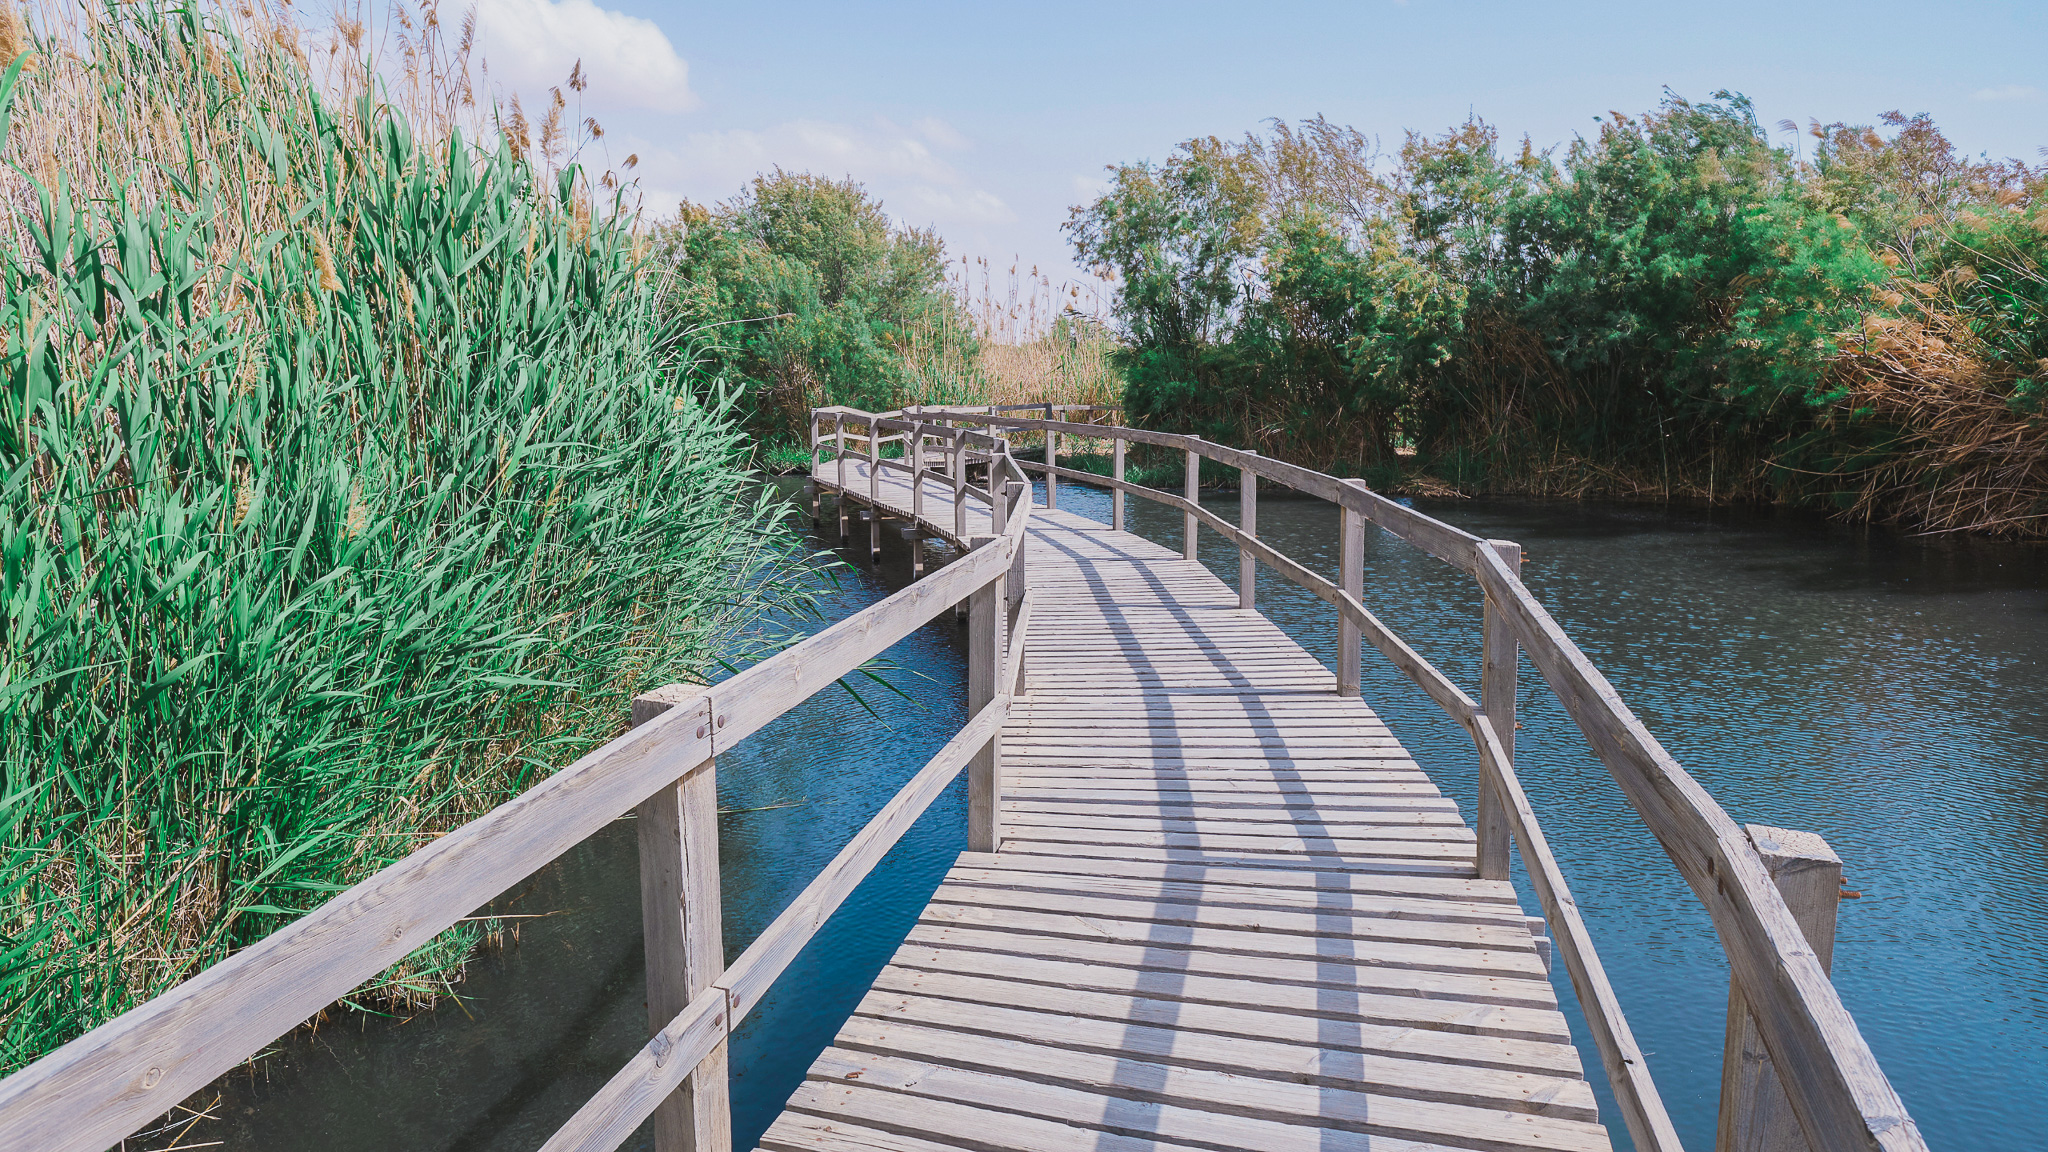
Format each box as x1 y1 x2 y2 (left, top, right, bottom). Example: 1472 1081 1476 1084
807 412 821 526
952 432 967 540
631 685 729 1152
834 419 847 541
1005 481 1029 695
1338 481 1365 696
1183 437 1201 561
1239 452 1258 610
1111 435 1125 533
1477 538 1521 882
1718 826 1843 1152
1043 402 1058 510
866 424 881 564
968 536 1005 853
910 427 927 579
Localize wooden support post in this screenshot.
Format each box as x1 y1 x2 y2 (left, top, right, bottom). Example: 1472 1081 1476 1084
807 413 822 526
1239 452 1258 610
1111 436 1125 533
834 421 847 541
1005 482 1029 695
911 429 926 578
1183 437 1201 561
630 685 729 1152
866 426 881 565
951 434 967 540
1044 402 1058 510
967 542 1005 853
1338 481 1365 697
1476 538 1521 882
1718 825 1843 1152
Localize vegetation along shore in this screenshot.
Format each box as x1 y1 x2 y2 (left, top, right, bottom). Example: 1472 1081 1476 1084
1069 101 2048 537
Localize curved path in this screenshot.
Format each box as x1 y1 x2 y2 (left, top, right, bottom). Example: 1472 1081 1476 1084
775 462 1612 1152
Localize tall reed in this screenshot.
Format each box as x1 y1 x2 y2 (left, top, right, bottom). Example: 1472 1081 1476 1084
899 257 1123 409
0 0 808 1070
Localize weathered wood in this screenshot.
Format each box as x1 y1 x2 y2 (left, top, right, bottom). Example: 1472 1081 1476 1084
714 695 1009 1020
968 558 1005 853
1474 720 1684 1152
1239 450 1258 610
834 419 848 539
1339 481 1365 696
1719 825 1844 1152
630 686 728 1152
966 412 1486 570
1043 401 1057 509
1111 435 1125 532
1473 544 1922 1152
1184 436 1200 560
1477 539 1522 883
866 427 882 562
539 990 729 1152
1007 587 1036 699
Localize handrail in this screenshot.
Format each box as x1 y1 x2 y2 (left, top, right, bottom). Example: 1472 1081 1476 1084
0 412 1040 1152
4 401 1922 1152
922 409 1925 1152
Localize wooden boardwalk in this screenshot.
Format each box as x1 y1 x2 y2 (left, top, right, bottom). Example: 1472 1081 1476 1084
773 460 1612 1152
0 413 1915 1152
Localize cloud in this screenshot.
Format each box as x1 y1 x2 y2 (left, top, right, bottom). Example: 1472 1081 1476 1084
630 118 1013 229
1971 84 2040 103
474 0 696 113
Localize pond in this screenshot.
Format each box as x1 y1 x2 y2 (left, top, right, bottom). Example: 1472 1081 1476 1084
205 479 2045 1151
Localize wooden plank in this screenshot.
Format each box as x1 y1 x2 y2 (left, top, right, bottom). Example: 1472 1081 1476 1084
950 851 1516 901
833 1007 1600 1121
915 905 1539 979
801 1047 1610 1152
860 970 1585 1074
886 942 1571 1038
926 884 1533 951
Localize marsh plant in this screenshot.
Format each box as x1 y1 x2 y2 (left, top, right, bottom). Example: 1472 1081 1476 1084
0 0 811 1070
1074 100 2048 535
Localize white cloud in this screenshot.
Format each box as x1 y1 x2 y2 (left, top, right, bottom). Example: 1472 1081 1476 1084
1971 84 2040 103
914 117 971 150
629 118 1013 229
474 0 696 113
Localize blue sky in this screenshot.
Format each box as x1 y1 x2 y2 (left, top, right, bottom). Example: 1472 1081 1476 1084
467 0 2047 288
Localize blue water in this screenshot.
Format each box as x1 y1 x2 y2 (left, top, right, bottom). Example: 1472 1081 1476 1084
212 481 2046 1151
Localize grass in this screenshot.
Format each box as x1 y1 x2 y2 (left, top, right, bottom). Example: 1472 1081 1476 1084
0 0 813 1071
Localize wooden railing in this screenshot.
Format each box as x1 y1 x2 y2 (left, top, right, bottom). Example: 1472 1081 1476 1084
888 406 1927 1152
0 404 1925 1152
0 427 1040 1152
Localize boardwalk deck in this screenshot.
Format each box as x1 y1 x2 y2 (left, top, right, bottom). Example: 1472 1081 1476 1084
775 460 1613 1152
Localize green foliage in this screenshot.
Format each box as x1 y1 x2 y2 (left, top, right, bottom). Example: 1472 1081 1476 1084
0 3 808 1068
651 170 961 437
1074 94 2045 528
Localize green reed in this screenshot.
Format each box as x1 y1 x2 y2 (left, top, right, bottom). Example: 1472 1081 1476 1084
0 2 811 1068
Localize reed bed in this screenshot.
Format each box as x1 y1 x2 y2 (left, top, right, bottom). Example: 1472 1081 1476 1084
900 258 1123 410
0 0 809 1071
